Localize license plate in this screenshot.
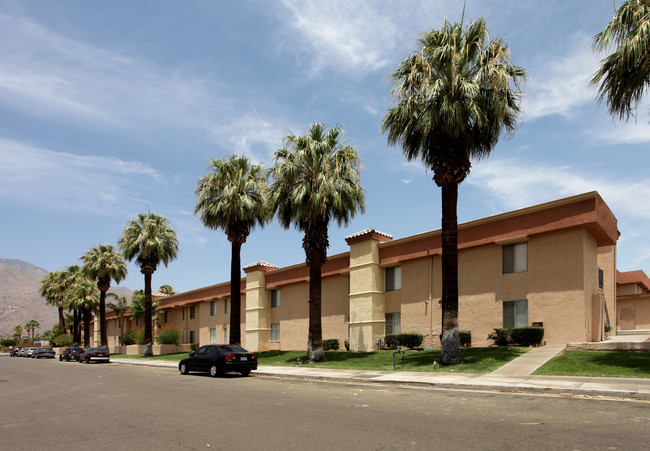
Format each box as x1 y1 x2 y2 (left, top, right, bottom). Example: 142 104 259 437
240 356 248 361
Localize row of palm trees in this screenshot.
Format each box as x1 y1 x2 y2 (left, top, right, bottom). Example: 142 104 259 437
38 5 650 365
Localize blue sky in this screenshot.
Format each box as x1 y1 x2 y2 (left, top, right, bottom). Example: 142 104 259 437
1 1 649 293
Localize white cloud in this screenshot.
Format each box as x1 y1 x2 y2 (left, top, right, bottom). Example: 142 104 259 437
466 157 650 220
524 34 601 120
0 138 163 215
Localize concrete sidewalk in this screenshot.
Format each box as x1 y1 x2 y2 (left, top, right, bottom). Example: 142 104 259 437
111 344 650 400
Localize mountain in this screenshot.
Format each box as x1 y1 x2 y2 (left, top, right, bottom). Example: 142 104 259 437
0 258 56 338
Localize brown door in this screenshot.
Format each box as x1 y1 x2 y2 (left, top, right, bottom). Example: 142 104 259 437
619 304 635 330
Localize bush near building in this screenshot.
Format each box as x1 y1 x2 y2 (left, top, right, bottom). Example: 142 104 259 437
323 339 339 351
155 324 183 346
488 327 544 347
385 333 424 349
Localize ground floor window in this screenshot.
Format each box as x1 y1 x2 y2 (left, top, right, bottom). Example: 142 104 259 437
503 300 528 328
271 323 280 341
189 330 195 344
385 312 401 335
223 326 228 343
209 328 216 343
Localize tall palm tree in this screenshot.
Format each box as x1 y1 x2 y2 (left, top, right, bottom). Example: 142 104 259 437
195 154 268 345
39 271 67 330
60 265 83 344
66 276 99 347
107 292 129 345
81 244 128 347
381 18 526 365
25 320 40 342
270 122 365 362
591 0 650 121
119 212 178 355
13 325 23 344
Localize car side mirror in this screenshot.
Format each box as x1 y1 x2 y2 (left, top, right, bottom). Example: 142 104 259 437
189 352 195 357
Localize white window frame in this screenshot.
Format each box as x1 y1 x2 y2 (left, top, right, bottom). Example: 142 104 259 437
209 328 216 343
271 323 280 341
385 312 401 335
223 326 228 343
503 242 528 274
386 266 401 292
271 289 280 308
503 299 528 328
210 301 217 316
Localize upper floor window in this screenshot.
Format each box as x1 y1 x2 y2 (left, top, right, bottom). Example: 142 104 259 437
210 300 217 316
190 306 196 320
386 266 401 291
598 268 604 290
503 242 527 274
224 298 228 314
271 289 280 308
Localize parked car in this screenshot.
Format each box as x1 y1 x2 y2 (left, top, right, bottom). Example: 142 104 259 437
10 346 23 357
59 347 85 362
33 347 55 359
78 347 110 364
24 347 39 358
178 344 257 377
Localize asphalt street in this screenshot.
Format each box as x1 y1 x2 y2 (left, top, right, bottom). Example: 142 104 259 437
2 356 649 450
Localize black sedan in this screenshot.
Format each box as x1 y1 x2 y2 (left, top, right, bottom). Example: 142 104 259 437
179 345 257 377
78 347 110 364
33 347 56 359
59 347 85 362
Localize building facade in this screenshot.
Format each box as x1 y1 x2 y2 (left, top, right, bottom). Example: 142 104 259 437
102 191 621 352
616 270 650 331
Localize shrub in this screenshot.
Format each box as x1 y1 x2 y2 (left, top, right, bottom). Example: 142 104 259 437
122 330 137 346
323 339 339 351
399 333 424 349
53 334 74 347
133 328 145 345
1 338 16 347
384 334 399 348
488 327 544 346
344 339 350 351
510 327 544 347
191 342 199 351
459 330 472 348
155 324 183 346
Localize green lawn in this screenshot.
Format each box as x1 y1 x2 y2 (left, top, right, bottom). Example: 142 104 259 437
112 347 528 374
533 350 650 378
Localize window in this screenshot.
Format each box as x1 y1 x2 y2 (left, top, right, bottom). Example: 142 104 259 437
224 298 228 314
210 301 217 316
182 309 185 321
223 326 228 343
385 312 401 335
271 323 280 341
189 330 195 344
135 318 140 327
386 266 401 291
190 306 196 320
209 328 216 343
164 311 168 323
271 290 280 308
503 300 528 328
598 268 604 289
503 242 527 274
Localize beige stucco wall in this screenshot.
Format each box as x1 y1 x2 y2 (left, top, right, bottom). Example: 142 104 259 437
617 295 650 330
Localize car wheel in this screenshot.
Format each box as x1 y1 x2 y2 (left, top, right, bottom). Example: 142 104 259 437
86 357 90 364
179 363 189 375
59 355 63 361
209 364 220 378
240 369 251 377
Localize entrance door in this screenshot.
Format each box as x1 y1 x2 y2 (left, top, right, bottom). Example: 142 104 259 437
619 304 635 330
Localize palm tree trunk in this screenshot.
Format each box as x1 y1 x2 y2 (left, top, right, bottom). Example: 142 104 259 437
120 311 125 345
99 289 108 347
83 308 91 347
307 250 325 362
229 241 242 346
143 268 154 356
58 307 65 331
440 182 461 365
73 309 81 344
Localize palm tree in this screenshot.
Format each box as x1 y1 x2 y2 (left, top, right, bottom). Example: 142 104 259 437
381 18 526 365
39 271 67 330
60 265 83 343
81 244 128 347
66 277 99 347
195 154 268 345
129 290 160 325
119 212 178 355
158 284 175 295
591 0 650 121
107 292 129 345
13 325 23 344
25 320 40 342
270 122 365 362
